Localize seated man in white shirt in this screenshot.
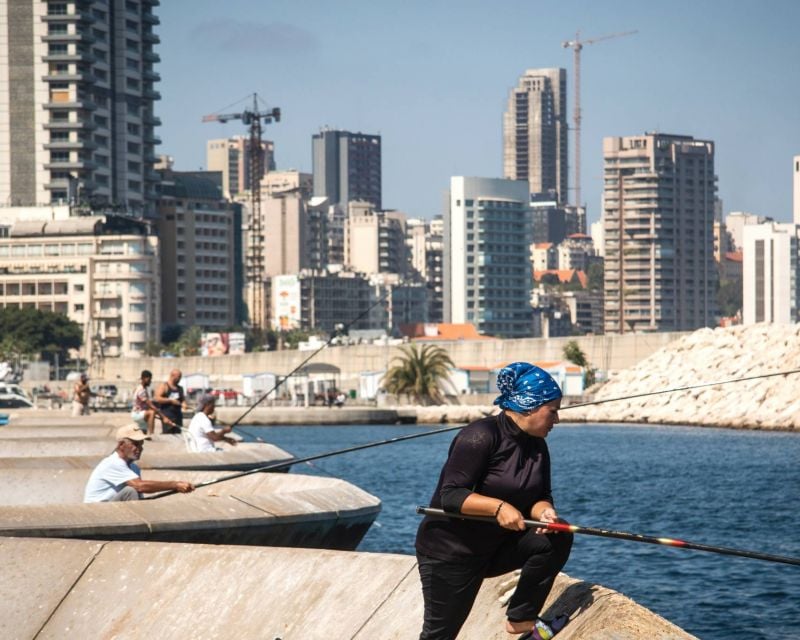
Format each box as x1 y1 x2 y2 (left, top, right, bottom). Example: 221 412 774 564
187 394 237 452
84 424 195 502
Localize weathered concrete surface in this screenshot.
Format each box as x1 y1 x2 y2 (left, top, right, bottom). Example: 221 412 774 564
1 537 696 639
565 323 800 430
0 472 380 549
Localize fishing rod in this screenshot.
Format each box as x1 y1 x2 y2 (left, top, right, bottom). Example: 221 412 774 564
416 507 800 567
566 368 800 409
144 423 465 499
149 366 800 498
225 292 391 431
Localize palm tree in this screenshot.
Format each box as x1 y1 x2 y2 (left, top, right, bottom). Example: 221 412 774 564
382 343 455 405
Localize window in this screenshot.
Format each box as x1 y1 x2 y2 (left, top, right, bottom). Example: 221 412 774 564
127 142 140 154
74 283 84 292
50 111 69 123
48 3 68 16
74 303 84 312
126 58 139 71
48 43 68 55
48 23 68 34
50 151 70 163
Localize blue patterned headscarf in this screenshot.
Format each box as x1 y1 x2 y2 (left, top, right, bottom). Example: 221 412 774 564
493 362 562 412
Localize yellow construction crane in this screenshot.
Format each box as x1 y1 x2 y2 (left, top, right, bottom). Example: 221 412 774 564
562 30 637 207
202 94 281 332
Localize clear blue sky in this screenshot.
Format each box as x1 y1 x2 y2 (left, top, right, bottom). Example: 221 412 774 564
157 0 800 225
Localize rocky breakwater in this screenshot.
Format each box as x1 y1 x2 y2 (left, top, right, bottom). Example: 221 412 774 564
565 323 800 430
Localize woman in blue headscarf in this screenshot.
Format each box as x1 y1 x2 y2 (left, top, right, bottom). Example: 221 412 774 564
415 362 573 640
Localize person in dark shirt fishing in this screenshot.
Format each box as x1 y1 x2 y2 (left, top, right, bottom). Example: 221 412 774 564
415 362 573 640
153 369 188 435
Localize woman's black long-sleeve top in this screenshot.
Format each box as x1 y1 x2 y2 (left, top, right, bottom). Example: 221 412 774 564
415 412 553 560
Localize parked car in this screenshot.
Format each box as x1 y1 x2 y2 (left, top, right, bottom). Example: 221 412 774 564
91 384 118 398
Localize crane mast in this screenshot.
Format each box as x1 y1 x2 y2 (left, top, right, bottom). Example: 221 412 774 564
202 94 281 332
562 30 637 207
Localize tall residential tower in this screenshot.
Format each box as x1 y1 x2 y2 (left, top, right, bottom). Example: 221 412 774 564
1 0 161 216
312 129 382 211
602 133 718 333
503 68 568 204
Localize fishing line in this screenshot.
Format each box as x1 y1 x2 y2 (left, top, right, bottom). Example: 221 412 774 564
415 507 800 567
149 367 800 498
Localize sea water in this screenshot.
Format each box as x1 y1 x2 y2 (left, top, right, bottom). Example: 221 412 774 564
240 423 800 640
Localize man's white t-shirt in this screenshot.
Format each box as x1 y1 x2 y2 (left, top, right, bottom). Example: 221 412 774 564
188 412 217 452
84 452 140 502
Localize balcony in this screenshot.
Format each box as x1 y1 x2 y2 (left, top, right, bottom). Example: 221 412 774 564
94 308 122 319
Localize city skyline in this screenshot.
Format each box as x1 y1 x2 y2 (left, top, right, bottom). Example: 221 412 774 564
156 1 800 225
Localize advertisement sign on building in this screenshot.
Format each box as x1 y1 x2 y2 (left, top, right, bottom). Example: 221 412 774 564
272 274 301 330
200 332 246 356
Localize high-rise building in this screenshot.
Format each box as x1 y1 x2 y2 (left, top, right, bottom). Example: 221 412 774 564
312 129 382 210
206 135 275 199
1 0 161 217
602 133 718 334
157 170 237 330
742 222 800 324
503 68 568 204
446 177 534 337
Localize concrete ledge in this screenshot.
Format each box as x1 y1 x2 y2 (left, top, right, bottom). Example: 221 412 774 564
0 472 380 550
0 538 696 639
216 406 401 425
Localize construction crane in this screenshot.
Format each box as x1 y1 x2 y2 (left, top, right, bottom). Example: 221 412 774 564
562 30 637 207
202 94 281 332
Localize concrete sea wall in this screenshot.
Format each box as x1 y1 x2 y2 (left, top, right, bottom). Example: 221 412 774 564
2 537 696 639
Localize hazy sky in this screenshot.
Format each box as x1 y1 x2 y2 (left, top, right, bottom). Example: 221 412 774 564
157 0 800 225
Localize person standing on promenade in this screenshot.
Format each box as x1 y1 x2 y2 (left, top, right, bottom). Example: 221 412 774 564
71 372 93 417
187 394 237 452
83 424 195 502
415 362 573 640
153 369 187 435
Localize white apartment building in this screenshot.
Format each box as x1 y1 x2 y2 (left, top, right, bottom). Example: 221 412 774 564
725 211 772 252
794 155 800 226
1 0 161 216
742 222 800 325
446 177 534 337
345 202 407 275
0 208 159 360
603 133 718 334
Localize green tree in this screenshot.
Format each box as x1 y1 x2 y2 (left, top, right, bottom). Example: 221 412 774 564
718 278 743 318
0 307 81 364
563 340 596 387
587 262 604 291
168 326 202 357
382 344 455 405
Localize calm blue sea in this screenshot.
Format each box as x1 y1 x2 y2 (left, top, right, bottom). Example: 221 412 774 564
239 423 800 640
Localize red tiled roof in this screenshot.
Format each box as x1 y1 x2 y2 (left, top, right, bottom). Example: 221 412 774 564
533 269 588 288
398 323 494 341
725 251 743 262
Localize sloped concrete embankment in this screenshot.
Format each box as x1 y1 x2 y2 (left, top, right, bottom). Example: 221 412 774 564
566 323 800 430
0 472 379 550
2 537 695 640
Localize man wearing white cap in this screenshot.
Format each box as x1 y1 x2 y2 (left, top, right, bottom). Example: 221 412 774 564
83 424 195 502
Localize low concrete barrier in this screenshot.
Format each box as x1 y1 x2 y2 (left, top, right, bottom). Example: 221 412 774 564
0 537 696 639
0 472 379 550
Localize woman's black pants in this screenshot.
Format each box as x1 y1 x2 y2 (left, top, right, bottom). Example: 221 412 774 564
417 530 573 640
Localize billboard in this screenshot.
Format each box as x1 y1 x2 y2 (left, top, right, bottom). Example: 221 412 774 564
200 332 246 357
272 274 301 330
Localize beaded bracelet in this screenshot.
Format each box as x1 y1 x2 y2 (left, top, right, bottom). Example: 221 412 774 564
494 501 505 518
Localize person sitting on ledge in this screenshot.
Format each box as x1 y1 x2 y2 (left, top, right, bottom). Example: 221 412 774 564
83 424 195 502
187 394 237 452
